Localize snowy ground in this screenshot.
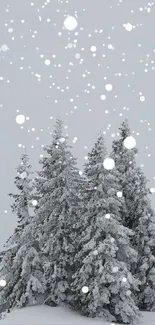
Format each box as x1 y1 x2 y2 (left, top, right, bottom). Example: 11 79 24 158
0 306 155 325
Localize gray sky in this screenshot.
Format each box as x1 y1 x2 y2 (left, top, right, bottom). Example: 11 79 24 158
0 0 155 249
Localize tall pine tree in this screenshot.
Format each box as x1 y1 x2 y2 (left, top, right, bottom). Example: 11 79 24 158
32 118 83 308
0 153 46 316
71 133 140 324
111 119 155 311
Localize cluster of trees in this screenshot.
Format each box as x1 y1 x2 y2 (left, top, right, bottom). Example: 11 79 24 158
0 118 155 324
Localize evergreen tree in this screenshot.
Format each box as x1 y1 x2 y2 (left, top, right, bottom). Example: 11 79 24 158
111 119 155 311
133 170 155 311
110 119 139 229
32 118 83 308
0 153 46 316
71 133 140 324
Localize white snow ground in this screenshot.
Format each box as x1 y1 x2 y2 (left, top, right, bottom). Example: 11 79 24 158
0 306 154 325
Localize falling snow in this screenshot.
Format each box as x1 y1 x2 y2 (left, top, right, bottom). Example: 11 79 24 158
117 191 123 198
105 213 111 219
44 59 51 66
0 2 155 324
105 84 113 91
90 46 97 52
140 95 145 102
0 0 155 291
103 157 115 170
123 23 133 32
82 286 89 294
0 280 6 287
16 115 25 125
31 200 38 206
123 136 136 150
64 16 78 31
101 94 106 100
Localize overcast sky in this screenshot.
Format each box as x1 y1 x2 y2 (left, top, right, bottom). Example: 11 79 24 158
0 0 155 248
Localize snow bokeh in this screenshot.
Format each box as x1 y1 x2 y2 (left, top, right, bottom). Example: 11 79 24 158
31 200 38 206
44 60 51 66
123 23 133 32
103 158 115 170
117 191 122 198
64 16 78 31
82 286 89 293
105 213 111 219
0 279 6 287
123 136 136 150
16 115 25 125
105 84 113 92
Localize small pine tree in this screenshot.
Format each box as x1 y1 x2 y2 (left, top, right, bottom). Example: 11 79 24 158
111 120 155 311
33 118 83 307
0 153 46 316
71 133 140 324
128 168 155 311
110 119 138 229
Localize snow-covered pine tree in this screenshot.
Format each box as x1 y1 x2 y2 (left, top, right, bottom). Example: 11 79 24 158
111 119 155 311
110 119 139 230
32 118 83 308
0 153 46 317
133 170 155 311
71 133 140 324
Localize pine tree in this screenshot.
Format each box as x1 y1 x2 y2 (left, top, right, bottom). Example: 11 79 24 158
32 118 83 308
71 133 140 324
111 119 155 311
0 153 46 316
133 170 155 311
110 119 138 229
